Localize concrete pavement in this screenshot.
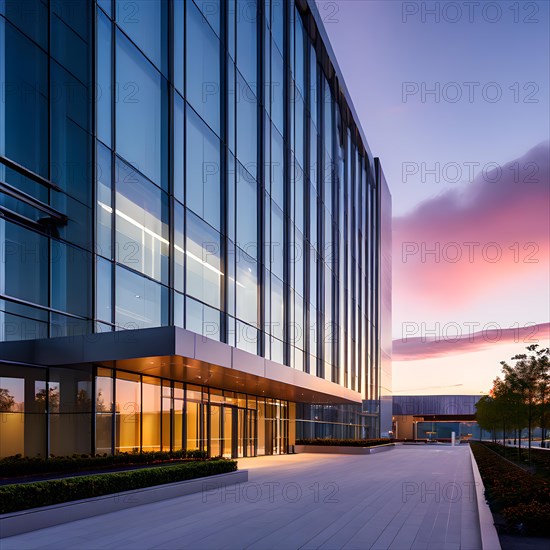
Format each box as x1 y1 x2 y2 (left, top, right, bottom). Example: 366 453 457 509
0 445 482 550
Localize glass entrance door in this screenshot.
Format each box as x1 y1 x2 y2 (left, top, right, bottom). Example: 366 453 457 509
246 409 256 457
209 404 222 457
237 408 245 457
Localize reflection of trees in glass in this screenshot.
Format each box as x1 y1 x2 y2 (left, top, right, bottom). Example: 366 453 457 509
0 388 16 412
96 389 108 412
76 388 91 411
35 387 60 412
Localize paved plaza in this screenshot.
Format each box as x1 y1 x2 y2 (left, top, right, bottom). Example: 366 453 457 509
0 446 482 550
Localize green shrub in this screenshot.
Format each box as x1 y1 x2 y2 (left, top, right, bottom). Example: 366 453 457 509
0 449 208 478
296 438 392 447
0 459 237 514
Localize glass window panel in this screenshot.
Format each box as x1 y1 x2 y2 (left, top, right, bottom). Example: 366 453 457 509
174 291 184 328
96 257 112 323
227 240 236 317
295 92 305 172
228 62 236 155
51 61 91 205
271 276 284 341
272 0 284 54
0 18 48 177
271 338 284 365
271 124 284 209
174 92 184 203
96 370 113 454
271 44 284 134
236 320 257 355
0 366 48 457
115 373 141 453
51 242 91 317
1 0 48 48
116 30 167 188
96 142 112 259
0 300 48 342
186 296 220 341
51 11 88 84
236 0 257 87
50 313 90 338
1 221 48 306
271 203 284 280
236 163 257 258
97 9 112 147
174 0 184 94
115 157 169 283
293 230 304 298
186 400 201 451
51 0 89 42
115 266 168 329
228 0 236 59
310 46 318 122
186 1 220 135
174 200 184 293
142 377 161 451
236 73 257 174
236 249 257 326
227 155 236 243
186 108 220 229
48 192 89 252
195 0 221 36
98 0 112 18
115 0 167 73
186 210 222 309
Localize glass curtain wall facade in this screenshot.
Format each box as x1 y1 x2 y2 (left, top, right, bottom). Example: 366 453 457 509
0 0 390 457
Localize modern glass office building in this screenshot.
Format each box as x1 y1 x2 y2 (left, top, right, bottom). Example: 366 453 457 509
0 0 391 458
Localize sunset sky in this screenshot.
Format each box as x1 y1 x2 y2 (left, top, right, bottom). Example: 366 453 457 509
316 0 550 395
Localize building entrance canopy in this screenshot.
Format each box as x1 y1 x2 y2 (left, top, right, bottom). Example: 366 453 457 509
0 327 362 405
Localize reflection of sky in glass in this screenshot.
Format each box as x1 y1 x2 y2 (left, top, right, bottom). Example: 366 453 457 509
0 377 24 408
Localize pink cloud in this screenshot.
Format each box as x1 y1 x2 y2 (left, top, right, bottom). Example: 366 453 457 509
393 322 550 361
393 142 550 309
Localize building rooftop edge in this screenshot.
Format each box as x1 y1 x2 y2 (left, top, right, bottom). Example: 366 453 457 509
305 0 374 162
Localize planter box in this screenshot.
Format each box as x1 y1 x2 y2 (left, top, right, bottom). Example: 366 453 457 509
293 444 394 455
0 470 248 538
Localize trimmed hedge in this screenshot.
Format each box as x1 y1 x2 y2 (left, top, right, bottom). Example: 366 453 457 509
470 442 550 536
296 438 392 447
0 450 207 478
0 459 237 514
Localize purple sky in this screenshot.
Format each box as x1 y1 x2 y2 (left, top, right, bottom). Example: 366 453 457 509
316 0 550 394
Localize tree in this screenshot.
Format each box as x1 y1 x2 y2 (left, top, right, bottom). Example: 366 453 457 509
499 345 550 461
475 395 500 442
0 388 15 412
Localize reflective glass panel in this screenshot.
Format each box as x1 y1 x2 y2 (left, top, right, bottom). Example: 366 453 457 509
186 108 220 229
0 20 48 177
236 0 257 87
115 266 168 329
115 0 167 73
185 211 222 309
236 249 257 326
115 157 169 283
116 30 167 187
186 2 220 135
236 163 257 257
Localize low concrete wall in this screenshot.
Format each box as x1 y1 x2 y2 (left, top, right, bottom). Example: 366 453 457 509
0 470 248 538
293 444 394 455
469 447 501 550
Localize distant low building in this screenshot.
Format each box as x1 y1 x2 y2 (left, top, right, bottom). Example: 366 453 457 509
392 395 483 440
